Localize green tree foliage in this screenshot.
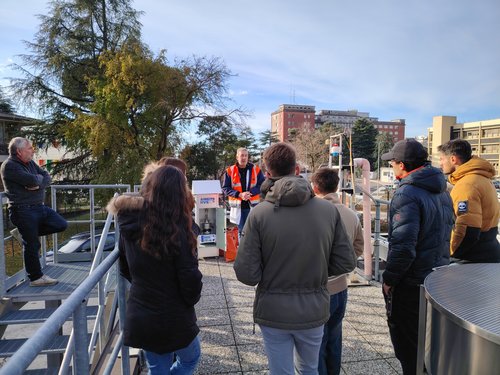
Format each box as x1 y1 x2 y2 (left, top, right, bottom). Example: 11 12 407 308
11 0 142 180
373 132 395 171
258 130 279 148
181 117 256 181
12 0 247 184
67 42 245 184
0 88 15 114
351 118 378 169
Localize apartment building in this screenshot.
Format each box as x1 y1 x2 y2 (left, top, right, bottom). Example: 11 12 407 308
272 105 405 142
428 115 500 176
271 104 316 142
315 109 377 129
372 119 406 142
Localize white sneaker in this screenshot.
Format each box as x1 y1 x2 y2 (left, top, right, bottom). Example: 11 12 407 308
30 275 58 287
10 228 23 244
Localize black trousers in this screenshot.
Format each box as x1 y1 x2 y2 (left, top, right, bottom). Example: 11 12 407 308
10 205 67 281
384 284 420 375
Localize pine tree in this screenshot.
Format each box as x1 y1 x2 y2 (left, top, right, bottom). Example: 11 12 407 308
351 118 378 169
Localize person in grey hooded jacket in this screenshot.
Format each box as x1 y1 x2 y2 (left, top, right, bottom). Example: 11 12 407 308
234 142 356 375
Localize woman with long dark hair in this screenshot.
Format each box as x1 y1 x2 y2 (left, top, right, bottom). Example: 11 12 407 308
107 166 203 374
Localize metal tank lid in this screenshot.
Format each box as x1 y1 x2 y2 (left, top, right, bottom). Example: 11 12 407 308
424 263 500 344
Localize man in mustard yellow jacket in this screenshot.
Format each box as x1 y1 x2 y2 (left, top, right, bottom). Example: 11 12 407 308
438 139 500 262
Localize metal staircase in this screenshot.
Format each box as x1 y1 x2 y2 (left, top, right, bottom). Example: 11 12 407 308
0 262 94 362
0 186 135 374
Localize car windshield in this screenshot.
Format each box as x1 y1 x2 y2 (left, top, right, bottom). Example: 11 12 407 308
58 238 88 254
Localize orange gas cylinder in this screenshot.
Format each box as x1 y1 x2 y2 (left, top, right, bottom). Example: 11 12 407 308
225 227 239 262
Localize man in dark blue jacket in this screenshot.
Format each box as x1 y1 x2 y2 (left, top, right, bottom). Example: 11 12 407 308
0 137 67 286
381 139 453 375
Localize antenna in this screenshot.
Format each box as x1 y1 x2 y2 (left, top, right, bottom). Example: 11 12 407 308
289 85 296 104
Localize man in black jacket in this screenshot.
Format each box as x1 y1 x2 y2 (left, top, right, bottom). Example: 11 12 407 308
381 139 453 375
0 137 67 286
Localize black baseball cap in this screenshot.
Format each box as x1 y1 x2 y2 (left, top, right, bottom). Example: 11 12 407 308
381 139 428 163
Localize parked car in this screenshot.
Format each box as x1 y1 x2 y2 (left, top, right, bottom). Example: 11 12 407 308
46 231 116 262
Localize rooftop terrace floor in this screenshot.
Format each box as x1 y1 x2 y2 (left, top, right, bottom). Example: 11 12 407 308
195 258 403 375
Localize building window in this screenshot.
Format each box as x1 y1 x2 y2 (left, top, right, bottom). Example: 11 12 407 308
481 144 499 154
464 130 479 139
482 128 500 138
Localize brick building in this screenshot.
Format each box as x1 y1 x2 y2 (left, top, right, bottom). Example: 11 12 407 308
271 105 405 142
271 104 316 142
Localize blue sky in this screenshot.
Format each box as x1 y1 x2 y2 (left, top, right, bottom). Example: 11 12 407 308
1 0 500 137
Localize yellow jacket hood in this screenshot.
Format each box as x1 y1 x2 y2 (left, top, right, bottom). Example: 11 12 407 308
449 156 496 185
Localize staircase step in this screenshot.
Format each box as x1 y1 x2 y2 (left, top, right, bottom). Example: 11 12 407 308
0 305 99 325
0 335 71 357
24 370 63 375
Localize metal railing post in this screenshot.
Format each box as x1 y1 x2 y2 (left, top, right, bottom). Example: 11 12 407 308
116 218 130 375
57 336 74 375
373 202 382 282
0 194 6 296
90 188 95 256
73 301 90 374
51 186 59 264
416 285 428 375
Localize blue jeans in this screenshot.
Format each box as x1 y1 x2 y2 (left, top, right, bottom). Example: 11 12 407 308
260 325 324 375
145 335 201 375
238 208 251 236
10 204 67 281
318 289 348 375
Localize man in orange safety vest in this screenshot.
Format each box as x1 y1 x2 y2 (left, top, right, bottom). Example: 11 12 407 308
222 147 265 236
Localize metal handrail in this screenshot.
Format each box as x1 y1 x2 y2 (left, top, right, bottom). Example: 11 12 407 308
50 184 129 264
0 185 131 297
355 185 390 282
57 206 118 375
0 186 132 374
0 248 127 375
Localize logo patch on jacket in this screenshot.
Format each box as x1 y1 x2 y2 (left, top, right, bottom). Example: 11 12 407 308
457 201 468 214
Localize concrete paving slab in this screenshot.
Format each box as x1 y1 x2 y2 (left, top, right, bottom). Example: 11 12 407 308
1 257 400 374
341 336 383 363
195 258 400 374
343 358 398 374
386 357 404 374
197 308 231 327
197 292 227 310
364 333 396 358
195 344 241 374
200 325 236 347
201 276 225 295
238 343 268 372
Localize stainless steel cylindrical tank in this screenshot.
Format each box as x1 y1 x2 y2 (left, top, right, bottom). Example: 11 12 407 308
423 264 500 375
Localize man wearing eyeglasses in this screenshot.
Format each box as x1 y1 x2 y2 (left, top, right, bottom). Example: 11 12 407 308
380 139 454 375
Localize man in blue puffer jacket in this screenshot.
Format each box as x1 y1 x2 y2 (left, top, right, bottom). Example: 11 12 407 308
380 139 454 375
